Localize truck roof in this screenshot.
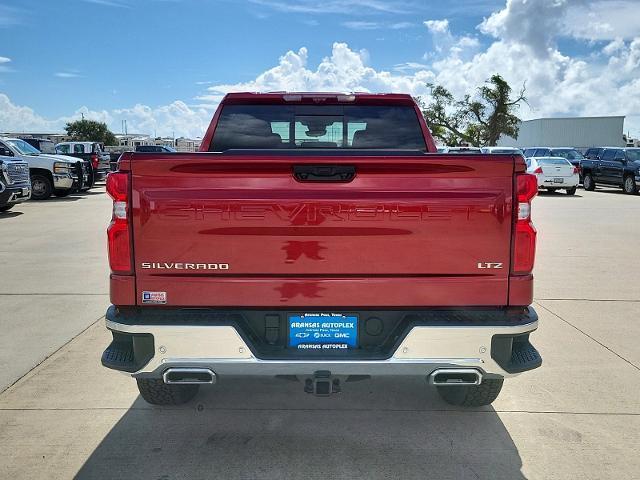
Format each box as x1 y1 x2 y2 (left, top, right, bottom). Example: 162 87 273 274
221 92 417 106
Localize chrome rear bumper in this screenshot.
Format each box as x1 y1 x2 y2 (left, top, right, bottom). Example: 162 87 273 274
104 315 540 379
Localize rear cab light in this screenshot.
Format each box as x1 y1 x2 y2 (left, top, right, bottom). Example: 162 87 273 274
512 172 537 275
106 171 132 274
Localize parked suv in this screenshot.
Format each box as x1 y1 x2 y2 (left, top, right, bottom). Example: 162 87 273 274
581 148 640 194
0 154 31 211
0 137 80 200
584 147 605 160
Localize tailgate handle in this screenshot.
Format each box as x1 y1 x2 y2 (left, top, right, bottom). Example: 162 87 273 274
293 165 356 182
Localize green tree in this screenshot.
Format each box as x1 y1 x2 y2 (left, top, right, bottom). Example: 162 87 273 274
64 119 118 146
420 74 526 147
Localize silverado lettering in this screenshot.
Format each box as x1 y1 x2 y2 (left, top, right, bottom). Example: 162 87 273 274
103 92 541 407
140 262 229 270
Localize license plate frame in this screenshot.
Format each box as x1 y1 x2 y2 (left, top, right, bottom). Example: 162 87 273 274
288 313 358 351
553 177 564 183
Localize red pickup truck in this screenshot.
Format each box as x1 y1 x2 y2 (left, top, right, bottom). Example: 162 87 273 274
102 92 541 407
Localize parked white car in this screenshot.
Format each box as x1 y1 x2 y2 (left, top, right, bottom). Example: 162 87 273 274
481 146 524 155
526 156 579 195
439 146 482 153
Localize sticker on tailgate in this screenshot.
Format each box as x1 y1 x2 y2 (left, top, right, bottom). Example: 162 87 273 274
142 291 167 304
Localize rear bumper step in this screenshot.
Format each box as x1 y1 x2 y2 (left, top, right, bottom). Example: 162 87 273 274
102 306 541 379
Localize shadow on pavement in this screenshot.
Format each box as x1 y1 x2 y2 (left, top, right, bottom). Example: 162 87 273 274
75 376 526 480
0 210 24 219
537 190 582 198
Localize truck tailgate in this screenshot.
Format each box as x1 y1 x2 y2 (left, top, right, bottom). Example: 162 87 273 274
130 153 515 307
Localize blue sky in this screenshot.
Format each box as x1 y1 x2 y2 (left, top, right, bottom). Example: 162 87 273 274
1 0 640 138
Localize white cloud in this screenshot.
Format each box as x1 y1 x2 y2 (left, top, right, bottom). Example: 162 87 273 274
0 94 209 138
480 0 640 48
424 19 449 34
479 0 575 57
390 22 414 29
54 72 82 78
112 101 211 138
342 21 379 30
423 18 480 59
4 0 640 139
342 20 415 30
204 43 434 98
566 1 640 41
0 5 21 28
81 0 130 8
0 56 12 73
247 0 409 15
393 61 429 72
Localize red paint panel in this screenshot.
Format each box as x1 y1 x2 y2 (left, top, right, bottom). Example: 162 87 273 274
129 154 515 307
110 274 136 305
137 276 509 307
508 274 534 306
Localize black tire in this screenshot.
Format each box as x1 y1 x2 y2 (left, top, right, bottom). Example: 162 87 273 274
0 204 14 212
583 173 595 191
566 186 577 195
30 173 53 200
437 378 504 407
53 189 72 197
136 378 199 405
623 175 637 195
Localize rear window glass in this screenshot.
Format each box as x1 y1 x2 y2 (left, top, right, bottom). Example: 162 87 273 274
539 158 571 166
210 105 426 151
601 149 616 160
626 150 640 161
551 149 584 160
37 141 56 154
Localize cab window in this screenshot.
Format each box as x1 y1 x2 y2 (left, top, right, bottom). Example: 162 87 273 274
601 149 616 160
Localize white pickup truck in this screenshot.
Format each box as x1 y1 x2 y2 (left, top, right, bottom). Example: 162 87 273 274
0 137 88 200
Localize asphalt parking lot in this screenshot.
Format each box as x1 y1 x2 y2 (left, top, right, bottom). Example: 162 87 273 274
1 186 639 480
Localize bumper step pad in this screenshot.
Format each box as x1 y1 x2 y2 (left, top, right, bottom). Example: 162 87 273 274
509 340 542 373
491 333 542 374
101 331 154 373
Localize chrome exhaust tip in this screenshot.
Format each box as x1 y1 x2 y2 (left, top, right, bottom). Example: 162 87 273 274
428 368 482 386
163 368 216 385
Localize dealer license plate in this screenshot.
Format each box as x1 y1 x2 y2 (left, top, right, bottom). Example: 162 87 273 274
289 313 358 351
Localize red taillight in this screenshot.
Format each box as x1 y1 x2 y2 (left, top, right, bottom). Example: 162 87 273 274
106 172 132 274
573 166 580 174
533 166 543 174
513 173 537 275
91 153 99 169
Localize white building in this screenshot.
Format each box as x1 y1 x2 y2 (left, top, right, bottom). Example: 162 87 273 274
115 134 155 148
498 116 625 149
175 137 202 152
